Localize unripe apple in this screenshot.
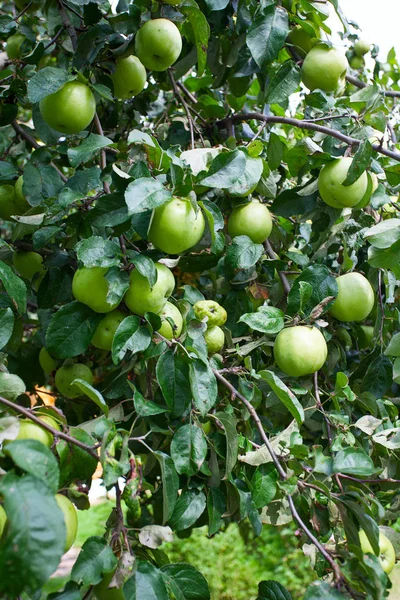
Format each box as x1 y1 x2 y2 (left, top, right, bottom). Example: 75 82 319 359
148 197 205 254
354 39 371 57
55 363 93 399
0 505 6 537
92 309 125 350
6 33 26 60
0 185 18 221
4 415 60 448
274 326 327 377
335 326 352 350
330 272 374 322
350 56 364 70
228 200 273 244
13 251 46 283
204 326 225 354
286 25 315 58
135 19 182 72
39 347 60 375
302 45 348 93
55 494 78 552
193 300 227 328
39 81 96 135
124 263 175 316
318 157 368 208
112 56 146 100
357 325 374 349
14 176 30 213
72 266 120 313
157 301 183 340
359 530 396 575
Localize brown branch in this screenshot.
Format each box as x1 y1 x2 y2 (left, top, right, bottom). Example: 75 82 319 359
93 113 111 194
346 74 400 98
168 69 195 150
219 112 400 162
0 395 99 460
43 26 66 50
264 240 291 296
313 371 333 445
337 473 400 484
57 0 77 51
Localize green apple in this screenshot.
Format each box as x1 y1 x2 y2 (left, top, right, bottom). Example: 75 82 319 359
39 347 60 375
274 326 327 377
55 494 78 552
330 273 374 322
350 56 364 70
112 56 147 100
6 33 26 60
72 266 120 313
93 569 125 600
92 309 125 350
204 326 225 354
301 45 348 93
148 197 205 254
157 301 183 340
39 81 96 135
55 363 93 399
357 325 374 349
286 25 315 58
0 185 18 221
13 251 46 283
135 18 182 72
335 326 352 350
318 157 368 208
354 172 378 209
4 415 60 448
354 39 371 57
193 300 227 327
228 200 273 244
124 263 175 316
14 176 30 213
0 505 6 537
359 530 396 575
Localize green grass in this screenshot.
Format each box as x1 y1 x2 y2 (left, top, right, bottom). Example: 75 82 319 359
75 501 314 599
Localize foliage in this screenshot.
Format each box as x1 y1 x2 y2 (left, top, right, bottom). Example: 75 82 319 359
0 0 400 598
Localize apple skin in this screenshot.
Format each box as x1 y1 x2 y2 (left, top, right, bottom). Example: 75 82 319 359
92 309 125 350
14 176 30 213
357 325 374 349
9 415 59 447
112 56 146 100
6 33 26 60
228 200 273 244
72 266 120 313
286 25 314 58
157 301 183 340
135 18 182 72
302 45 348 93
55 494 78 553
39 347 59 375
148 197 205 254
39 81 96 135
354 172 378 209
204 326 225 354
0 185 18 221
359 530 396 575
0 505 6 537
330 273 374 322
350 56 364 70
55 363 94 399
193 300 227 328
13 251 46 283
354 39 371 57
318 157 368 208
124 263 175 316
274 326 328 377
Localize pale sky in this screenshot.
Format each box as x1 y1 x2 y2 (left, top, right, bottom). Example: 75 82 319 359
328 0 400 60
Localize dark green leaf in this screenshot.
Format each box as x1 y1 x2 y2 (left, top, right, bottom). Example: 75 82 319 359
180 4 210 77
189 360 218 416
226 236 264 270
257 580 293 600
155 452 179 524
265 61 301 106
303 581 346 600
171 424 207 476
214 411 238 478
111 316 151 364
156 350 192 416
333 448 377 477
246 6 289 69
199 150 246 188
0 261 27 314
259 370 304 424
161 563 211 600
286 264 337 317
57 428 98 487
0 307 14 349
0 373 26 401
72 379 109 416
168 490 206 531
343 140 373 186
71 536 117 586
239 306 284 334
27 68 75 103
46 301 102 359
75 236 121 268
68 134 113 168
133 386 168 417
4 440 59 493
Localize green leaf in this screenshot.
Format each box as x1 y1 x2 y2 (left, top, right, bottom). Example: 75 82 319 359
251 467 278 510
75 236 121 268
0 474 66 597
67 134 113 167
199 200 224 255
57 427 98 487
180 3 210 77
72 379 109 416
303 581 348 600
198 150 246 188
257 580 293 600
207 487 225 536
104 267 130 307
259 370 304 425
111 316 151 364
214 411 238 479
168 490 206 531
171 424 207 476
228 155 263 197
156 350 192 416
133 387 168 417
333 447 377 477
128 560 169 600
268 134 284 172
368 242 400 279
226 236 264 270
265 61 301 106
130 254 157 288
161 563 211 600
4 440 60 493
286 264 338 317
0 307 14 349
239 306 284 334
27 67 75 103
0 261 27 315
343 140 373 186
71 536 117 586
155 452 179 524
125 177 172 214
0 160 18 182
364 218 400 249
0 373 26 401
189 360 218 416
46 302 103 359
87 193 129 227
246 6 289 69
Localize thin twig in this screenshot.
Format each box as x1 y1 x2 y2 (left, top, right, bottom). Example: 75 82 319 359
313 371 333 445
93 113 111 194
346 73 400 98
43 26 66 50
264 240 291 296
57 0 77 51
168 69 195 150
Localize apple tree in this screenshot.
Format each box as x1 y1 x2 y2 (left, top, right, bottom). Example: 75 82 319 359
0 0 400 598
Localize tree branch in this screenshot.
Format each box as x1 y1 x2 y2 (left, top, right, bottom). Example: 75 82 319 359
346 73 400 98
168 69 195 150
219 112 400 162
264 240 291 296
57 0 77 51
0 395 99 460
